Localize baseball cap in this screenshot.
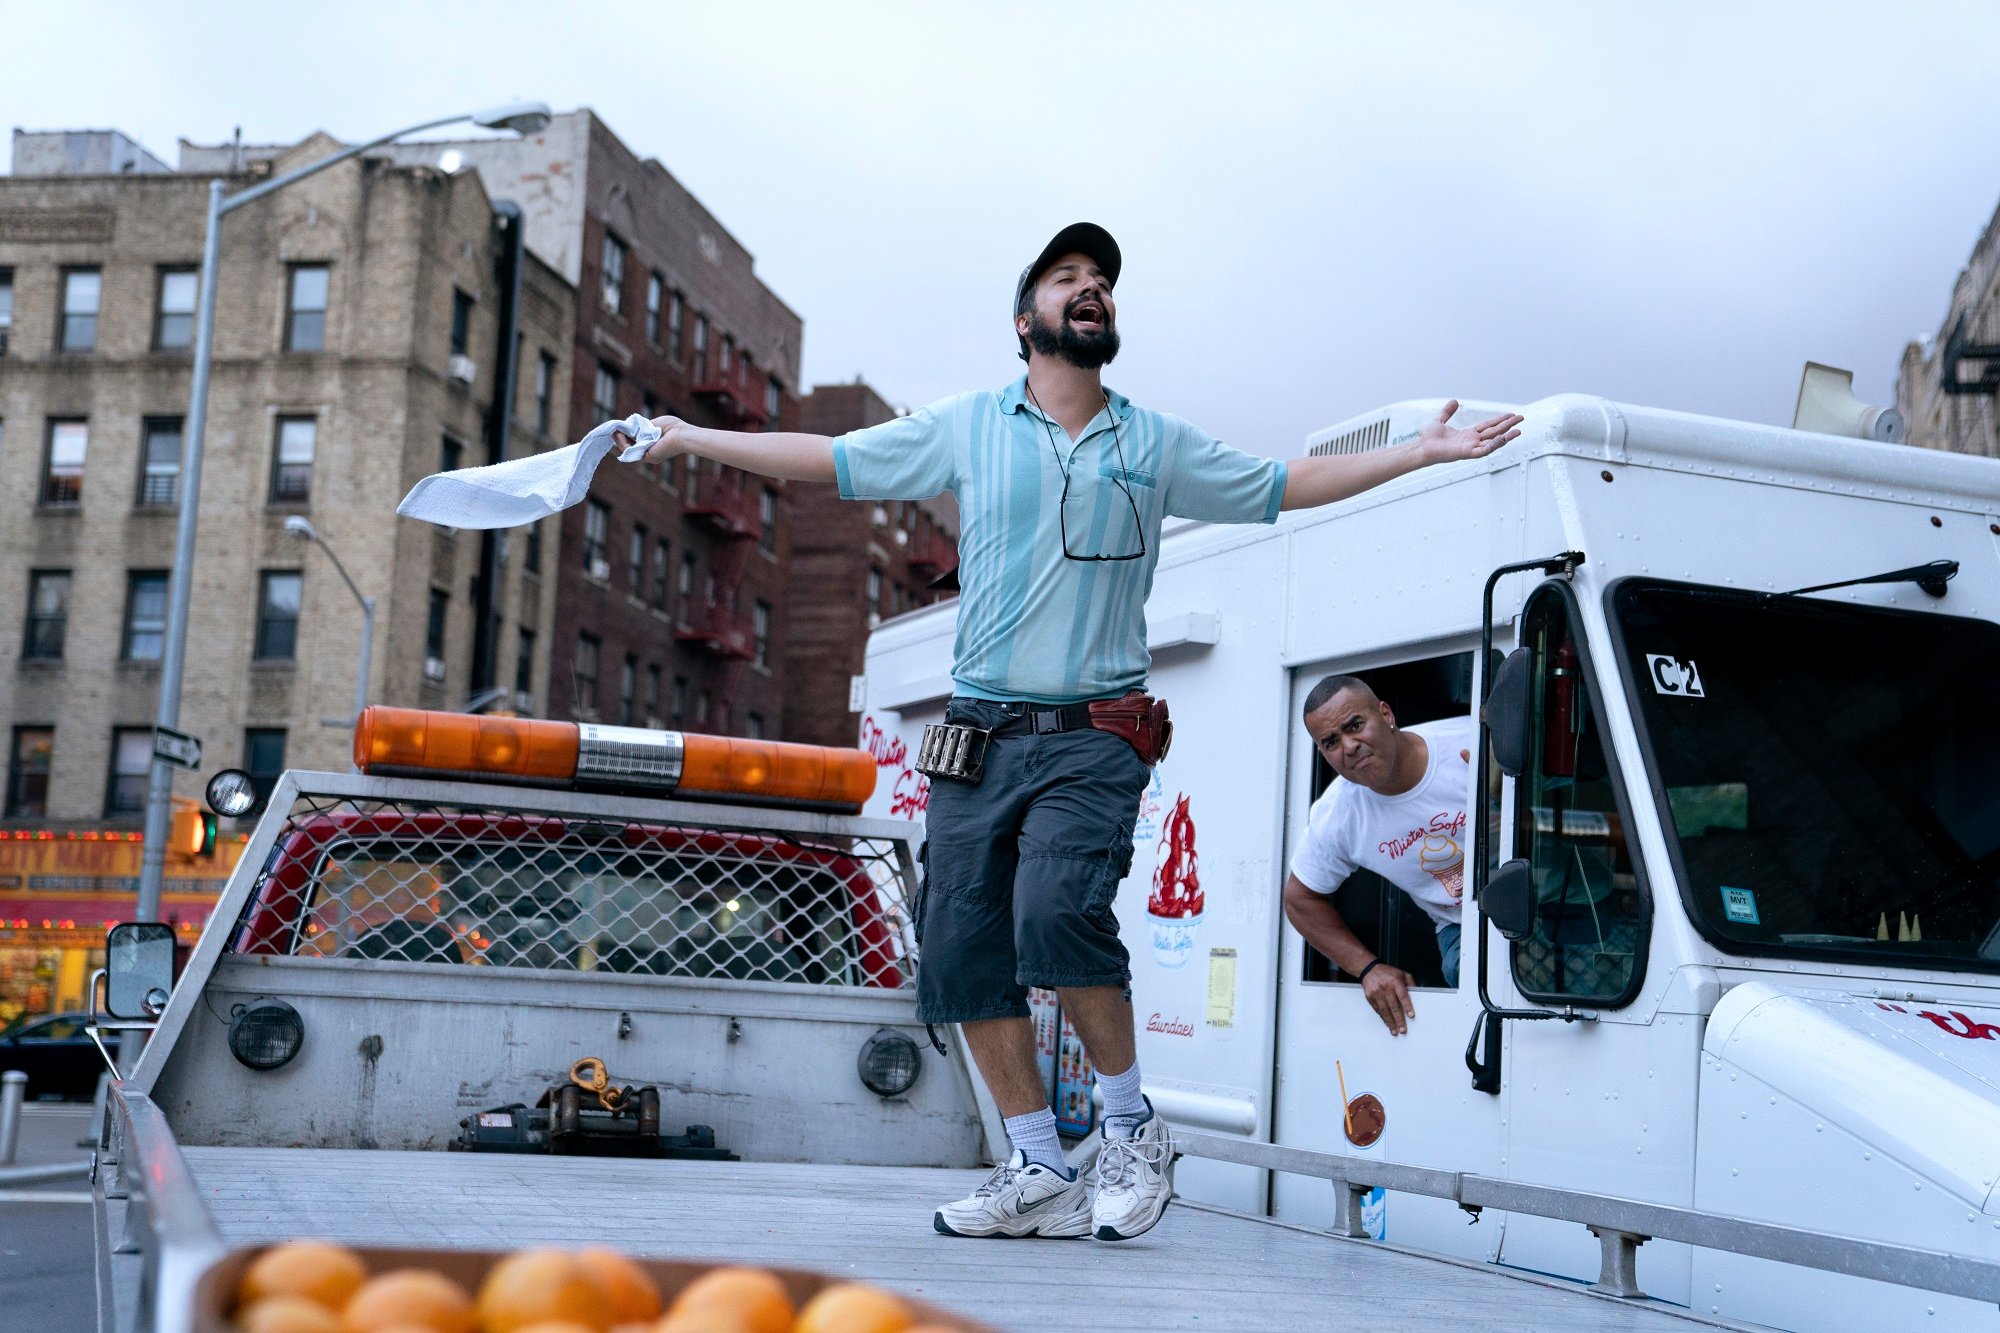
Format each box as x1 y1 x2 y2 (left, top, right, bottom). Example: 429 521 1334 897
1014 222 1121 360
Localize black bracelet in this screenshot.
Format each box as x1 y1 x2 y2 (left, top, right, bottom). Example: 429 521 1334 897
1356 958 1383 983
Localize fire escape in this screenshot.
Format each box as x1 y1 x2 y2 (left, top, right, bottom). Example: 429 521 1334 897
680 354 774 726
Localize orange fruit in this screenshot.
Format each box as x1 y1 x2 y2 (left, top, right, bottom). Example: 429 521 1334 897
477 1249 614 1333
237 1295 343 1333
793 1283 915 1333
663 1267 793 1333
237 1241 368 1313
505 1325 602 1333
339 1269 478 1333
573 1248 661 1324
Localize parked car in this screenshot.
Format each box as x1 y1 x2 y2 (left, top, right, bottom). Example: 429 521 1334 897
0 1011 116 1100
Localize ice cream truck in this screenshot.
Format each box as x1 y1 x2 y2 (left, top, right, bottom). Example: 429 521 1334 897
856 390 2000 1331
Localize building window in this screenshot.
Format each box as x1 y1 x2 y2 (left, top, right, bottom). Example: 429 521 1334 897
107 729 152 817
244 729 287 809
719 335 733 378
534 350 556 436
285 264 329 351
583 501 610 579
600 231 626 314
594 362 618 421
59 268 100 352
24 571 70 661
746 712 765 739
269 416 315 502
645 272 664 344
692 316 709 381
651 539 670 612
256 571 303 660
514 626 536 699
759 488 778 553
439 435 462 474
449 288 474 357
629 524 647 597
754 600 772 669
426 591 452 666
5 727 52 818
574 633 601 714
668 290 685 360
43 419 87 506
123 571 169 661
524 518 543 574
619 654 638 725
867 568 883 626
765 377 782 428
672 676 688 724
644 664 661 723
139 417 182 507
0 267 13 355
155 267 197 350
696 691 711 725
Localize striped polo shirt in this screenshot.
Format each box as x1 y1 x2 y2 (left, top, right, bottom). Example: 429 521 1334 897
833 376 1286 704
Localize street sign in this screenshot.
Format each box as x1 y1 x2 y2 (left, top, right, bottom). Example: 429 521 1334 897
152 726 202 771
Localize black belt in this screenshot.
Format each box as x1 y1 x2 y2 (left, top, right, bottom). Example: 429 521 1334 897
990 703 1096 737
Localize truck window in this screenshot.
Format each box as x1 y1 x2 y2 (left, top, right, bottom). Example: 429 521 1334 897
236 807 909 989
1510 586 1649 1004
1300 651 1475 988
1612 580 2000 973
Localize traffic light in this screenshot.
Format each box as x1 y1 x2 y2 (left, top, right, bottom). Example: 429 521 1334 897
168 799 218 860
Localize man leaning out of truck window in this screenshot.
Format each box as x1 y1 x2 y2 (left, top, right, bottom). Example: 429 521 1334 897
1285 675 1476 1036
613 223 1521 1242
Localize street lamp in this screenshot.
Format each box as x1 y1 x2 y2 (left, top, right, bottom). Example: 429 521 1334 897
284 516 375 738
133 102 552 927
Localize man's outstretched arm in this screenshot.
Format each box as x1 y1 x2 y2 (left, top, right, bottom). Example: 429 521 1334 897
1278 400 1523 512
618 415 839 484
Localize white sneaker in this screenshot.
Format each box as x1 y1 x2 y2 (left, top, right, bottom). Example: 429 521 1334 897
933 1151 1093 1239
1092 1100 1175 1241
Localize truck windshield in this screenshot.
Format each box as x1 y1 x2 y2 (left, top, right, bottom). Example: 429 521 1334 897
1612 581 2000 972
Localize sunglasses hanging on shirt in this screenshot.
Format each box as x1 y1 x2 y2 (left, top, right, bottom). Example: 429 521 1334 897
1026 382 1148 563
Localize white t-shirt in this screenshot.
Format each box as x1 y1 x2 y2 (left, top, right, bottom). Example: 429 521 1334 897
1288 715 1476 931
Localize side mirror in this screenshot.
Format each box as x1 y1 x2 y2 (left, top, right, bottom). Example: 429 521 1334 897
1484 648 1532 777
1483 858 1536 941
106 922 176 1020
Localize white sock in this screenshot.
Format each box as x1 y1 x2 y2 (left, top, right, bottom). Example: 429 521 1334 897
1003 1107 1070 1176
1097 1061 1148 1125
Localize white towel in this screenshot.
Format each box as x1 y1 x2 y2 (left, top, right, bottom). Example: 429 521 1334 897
395 414 663 530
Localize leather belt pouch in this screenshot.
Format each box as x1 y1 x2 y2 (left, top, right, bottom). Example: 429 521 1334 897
1087 691 1173 766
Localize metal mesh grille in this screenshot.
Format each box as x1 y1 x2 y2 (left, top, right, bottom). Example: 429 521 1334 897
227 792 915 989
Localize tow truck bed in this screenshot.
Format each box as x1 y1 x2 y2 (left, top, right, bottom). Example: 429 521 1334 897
182 1148 1724 1331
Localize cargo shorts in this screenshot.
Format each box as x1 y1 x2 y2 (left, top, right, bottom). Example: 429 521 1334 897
913 696 1152 1025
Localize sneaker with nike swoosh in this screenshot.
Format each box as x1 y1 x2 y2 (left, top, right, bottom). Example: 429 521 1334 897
933 1151 1092 1238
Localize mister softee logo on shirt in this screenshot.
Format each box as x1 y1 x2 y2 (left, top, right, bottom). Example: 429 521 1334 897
1378 810 1468 860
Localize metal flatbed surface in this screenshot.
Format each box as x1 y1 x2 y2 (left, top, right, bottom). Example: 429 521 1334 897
183 1148 1726 1332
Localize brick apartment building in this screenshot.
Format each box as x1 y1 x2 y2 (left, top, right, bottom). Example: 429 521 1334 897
1898 193 2000 457
0 128 574 827
398 112 802 738
782 381 959 748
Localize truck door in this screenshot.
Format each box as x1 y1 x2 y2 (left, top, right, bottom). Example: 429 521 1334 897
1269 650 1506 1259
1488 579 1698 1303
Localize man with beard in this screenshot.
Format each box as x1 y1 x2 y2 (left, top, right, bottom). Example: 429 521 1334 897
616 223 1522 1242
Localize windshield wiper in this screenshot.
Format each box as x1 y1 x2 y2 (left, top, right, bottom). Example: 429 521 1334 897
1769 559 1958 601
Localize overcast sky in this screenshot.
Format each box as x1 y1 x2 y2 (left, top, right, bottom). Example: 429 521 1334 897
10 1 2000 455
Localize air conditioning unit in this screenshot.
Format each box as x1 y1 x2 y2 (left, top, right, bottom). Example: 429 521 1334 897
424 656 446 682
514 690 534 711
590 558 611 581
894 528 908 546
447 353 478 386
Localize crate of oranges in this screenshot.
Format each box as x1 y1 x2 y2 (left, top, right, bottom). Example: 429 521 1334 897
198 1240 998 1333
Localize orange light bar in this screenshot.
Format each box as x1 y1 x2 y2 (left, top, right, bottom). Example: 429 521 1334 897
352 707 878 811
678 734 877 809
354 707 578 783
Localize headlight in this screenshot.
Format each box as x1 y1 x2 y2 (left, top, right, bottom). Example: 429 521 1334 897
206 769 259 818
857 1028 921 1098
228 998 304 1071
